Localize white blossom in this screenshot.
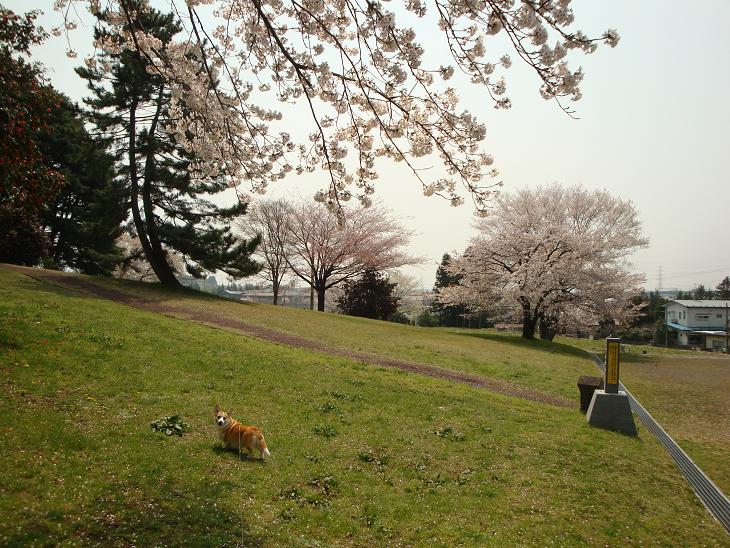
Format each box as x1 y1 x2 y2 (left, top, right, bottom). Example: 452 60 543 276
50 0 618 212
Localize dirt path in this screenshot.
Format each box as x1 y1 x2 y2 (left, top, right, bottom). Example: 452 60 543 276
5 265 574 409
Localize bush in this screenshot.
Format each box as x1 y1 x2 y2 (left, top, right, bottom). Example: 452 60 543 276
388 311 411 325
416 310 439 327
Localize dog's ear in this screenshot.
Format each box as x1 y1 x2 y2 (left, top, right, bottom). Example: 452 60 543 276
228 408 233 416
214 403 220 413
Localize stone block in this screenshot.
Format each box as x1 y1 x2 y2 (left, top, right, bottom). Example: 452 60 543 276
577 375 604 414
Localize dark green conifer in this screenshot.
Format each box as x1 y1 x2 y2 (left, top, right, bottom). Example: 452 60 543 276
77 4 260 286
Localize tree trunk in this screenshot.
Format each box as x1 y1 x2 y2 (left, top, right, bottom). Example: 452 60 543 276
272 285 279 305
139 86 180 288
128 96 180 288
316 286 326 312
539 316 557 341
521 304 538 339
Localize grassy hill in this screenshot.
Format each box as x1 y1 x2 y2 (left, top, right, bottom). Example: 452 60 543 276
0 267 727 545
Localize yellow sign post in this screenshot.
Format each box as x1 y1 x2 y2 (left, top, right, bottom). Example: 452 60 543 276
605 338 620 394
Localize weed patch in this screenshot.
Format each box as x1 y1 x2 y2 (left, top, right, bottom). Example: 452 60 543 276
357 448 389 467
150 415 191 437
313 425 338 438
432 426 466 441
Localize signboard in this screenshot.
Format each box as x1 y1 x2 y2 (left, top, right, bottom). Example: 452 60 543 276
605 337 620 394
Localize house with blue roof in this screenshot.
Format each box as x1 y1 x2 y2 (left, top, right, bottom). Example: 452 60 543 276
664 300 729 350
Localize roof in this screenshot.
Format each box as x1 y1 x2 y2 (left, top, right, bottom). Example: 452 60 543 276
667 322 727 335
666 300 730 308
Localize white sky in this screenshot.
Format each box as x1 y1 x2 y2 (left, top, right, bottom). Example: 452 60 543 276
10 0 730 291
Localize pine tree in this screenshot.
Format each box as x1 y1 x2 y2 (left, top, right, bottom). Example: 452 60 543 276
336 268 399 320
41 93 127 274
431 254 469 327
77 4 260 286
693 284 713 300
715 276 730 300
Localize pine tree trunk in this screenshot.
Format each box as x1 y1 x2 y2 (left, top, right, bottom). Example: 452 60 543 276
128 99 170 285
138 86 180 288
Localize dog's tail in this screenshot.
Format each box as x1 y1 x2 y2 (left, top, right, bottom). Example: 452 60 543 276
256 432 271 458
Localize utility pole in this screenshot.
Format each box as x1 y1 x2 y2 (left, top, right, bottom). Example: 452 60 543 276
725 301 730 354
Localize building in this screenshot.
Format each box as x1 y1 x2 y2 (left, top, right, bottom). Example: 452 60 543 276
664 300 730 350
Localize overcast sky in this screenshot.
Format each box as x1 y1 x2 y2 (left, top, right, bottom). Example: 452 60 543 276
10 0 730 291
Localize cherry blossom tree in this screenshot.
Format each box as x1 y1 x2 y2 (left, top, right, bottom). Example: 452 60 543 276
53 0 620 215
283 199 419 311
439 184 648 339
239 198 292 305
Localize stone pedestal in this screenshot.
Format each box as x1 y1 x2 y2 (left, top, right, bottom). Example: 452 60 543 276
586 389 637 436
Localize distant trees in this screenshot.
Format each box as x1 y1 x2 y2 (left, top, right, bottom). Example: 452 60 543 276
716 277 730 299
336 268 399 321
676 281 730 301
439 185 647 339
279 200 418 311
691 284 713 300
240 199 291 305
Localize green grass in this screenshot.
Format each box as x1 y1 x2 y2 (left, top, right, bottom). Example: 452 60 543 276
74 273 601 401
618 354 730 495
556 333 730 496
0 268 727 545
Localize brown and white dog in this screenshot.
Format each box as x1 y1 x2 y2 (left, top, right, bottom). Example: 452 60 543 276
214 404 271 460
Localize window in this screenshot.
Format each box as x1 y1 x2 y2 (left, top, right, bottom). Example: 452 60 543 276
696 314 709 320
717 314 723 319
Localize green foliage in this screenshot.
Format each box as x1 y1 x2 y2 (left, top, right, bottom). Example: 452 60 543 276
432 426 466 442
77 4 261 285
715 276 730 299
313 424 338 438
40 94 127 275
0 7 64 265
387 311 411 325
431 254 492 328
630 290 667 327
150 414 191 437
676 284 723 301
431 253 469 327
416 309 439 327
336 268 399 320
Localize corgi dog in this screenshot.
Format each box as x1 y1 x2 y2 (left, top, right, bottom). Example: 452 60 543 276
214 404 271 460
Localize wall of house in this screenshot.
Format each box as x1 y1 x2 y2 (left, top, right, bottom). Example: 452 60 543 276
687 308 727 330
666 303 728 330
706 335 728 350
665 302 686 327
